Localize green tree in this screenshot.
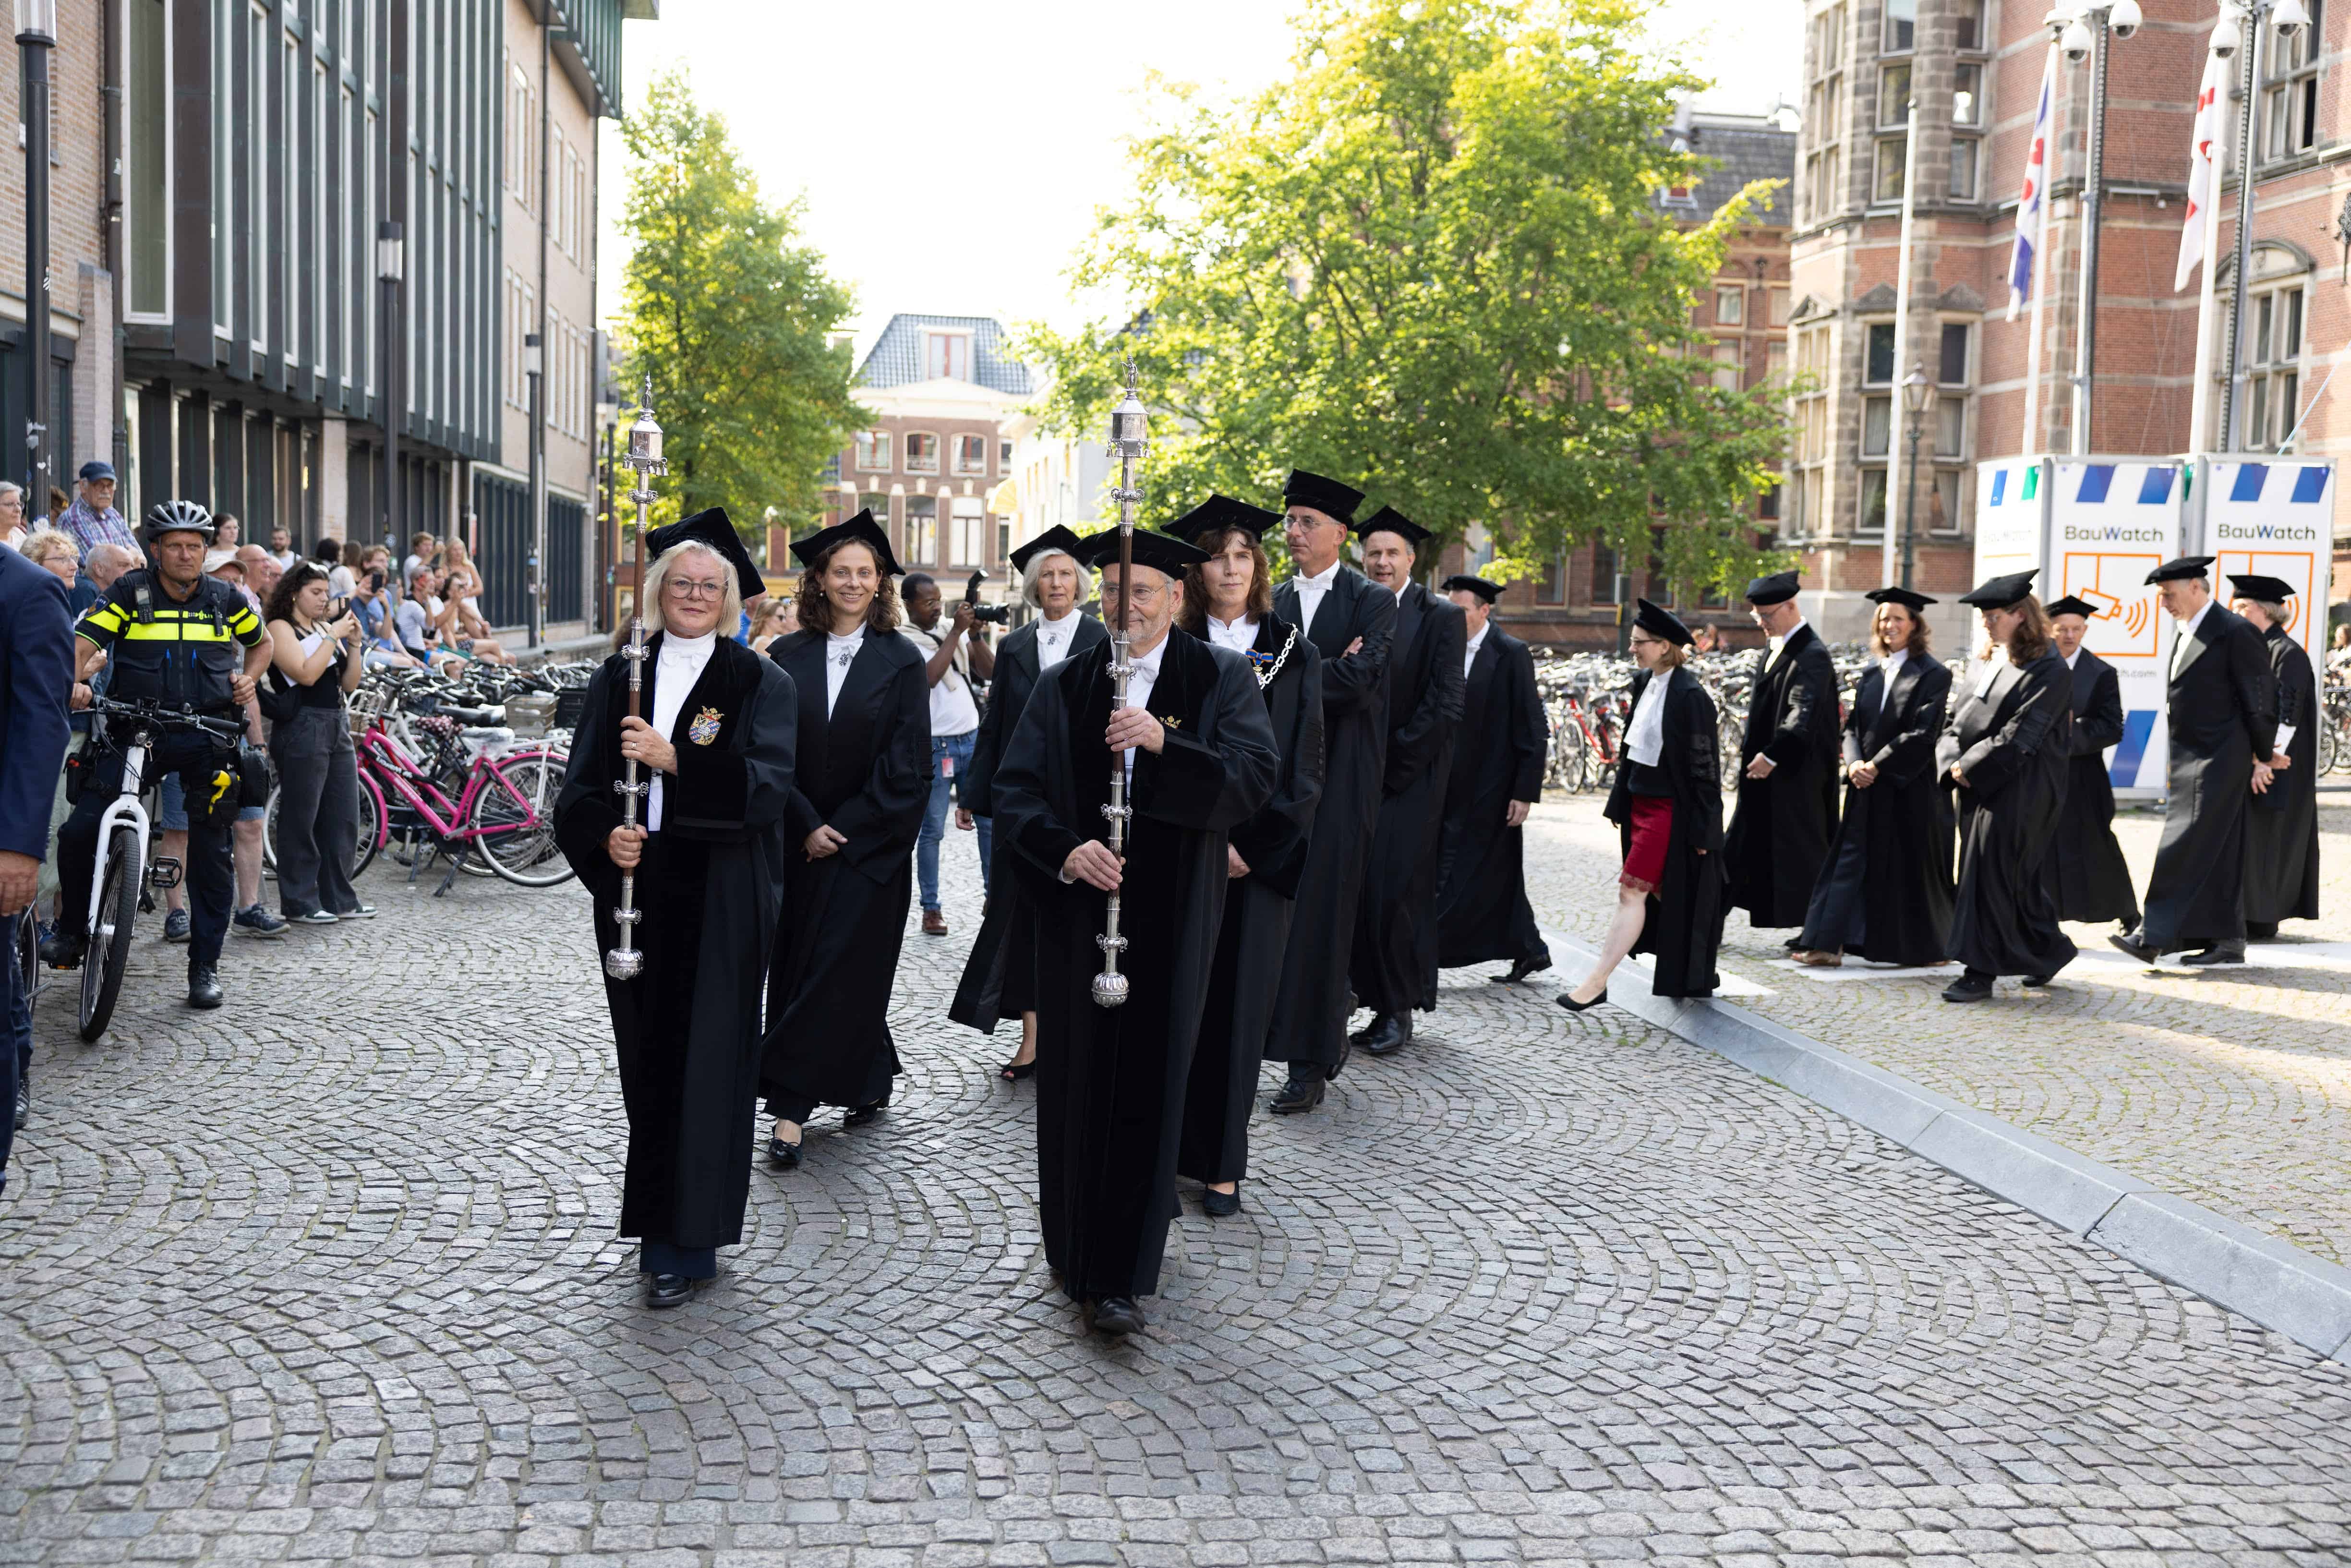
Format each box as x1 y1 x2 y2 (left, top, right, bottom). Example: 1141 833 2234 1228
616 69 863 539
1027 0 1790 593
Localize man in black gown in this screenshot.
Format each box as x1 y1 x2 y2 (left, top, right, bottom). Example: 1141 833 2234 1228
2230 575 2320 939
2112 557 2279 966
1348 508 1465 1056
1263 470 1396 1114
1723 570 1841 937
1433 575 1551 984
991 529 1279 1336
2041 596 2139 929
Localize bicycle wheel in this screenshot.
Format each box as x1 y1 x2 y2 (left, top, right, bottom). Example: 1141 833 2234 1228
1555 716 1591 793
2322 708 2348 775
13 911 35 1019
352 775 384 880
470 755 576 887
79 826 142 1043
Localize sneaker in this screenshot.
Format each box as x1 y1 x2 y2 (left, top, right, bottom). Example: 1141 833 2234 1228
37 929 85 969
233 905 289 939
334 904 377 921
162 907 192 944
289 909 339 927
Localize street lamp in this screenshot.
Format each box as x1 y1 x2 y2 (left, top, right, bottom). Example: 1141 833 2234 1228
2061 0 2143 453
525 331 543 648
19 0 57 508
1899 363 1931 592
2218 0 2311 449
377 221 404 555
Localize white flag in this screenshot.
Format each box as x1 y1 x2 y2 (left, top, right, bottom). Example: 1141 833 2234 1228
2176 53 2226 291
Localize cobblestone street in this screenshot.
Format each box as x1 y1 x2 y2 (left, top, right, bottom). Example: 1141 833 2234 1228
5 824 2351 1565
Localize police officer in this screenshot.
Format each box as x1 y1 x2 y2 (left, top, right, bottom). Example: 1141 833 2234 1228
42 502 271 1009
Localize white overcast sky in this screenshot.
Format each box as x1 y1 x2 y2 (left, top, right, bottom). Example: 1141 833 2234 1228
594 0 1803 359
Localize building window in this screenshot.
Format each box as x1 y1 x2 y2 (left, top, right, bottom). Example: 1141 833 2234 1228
1768 287 1791 326
1934 398 1965 459
1878 63 1910 127
1766 339 1789 381
1865 321 1894 384
953 434 989 475
854 430 891 472
2260 13 2321 162
1953 63 1983 125
507 61 535 213
1802 3 1846 225
1862 396 1892 457
1714 285 1745 325
212 0 231 333
1535 552 1565 606
125 0 170 319
1938 321 1970 386
924 332 971 382
906 495 938 564
1860 469 1887 534
1806 144 1845 221
248 0 268 354
904 432 940 474
998 438 1013 473
859 492 889 528
1759 483 1782 521
1874 136 1907 202
951 498 986 565
1953 0 1983 49
1712 341 1743 391
2243 283 2305 449
1949 138 1980 201
1883 0 1915 51
1590 542 1622 605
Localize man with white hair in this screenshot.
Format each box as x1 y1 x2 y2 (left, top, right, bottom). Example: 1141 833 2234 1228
951 526 1108 1075
989 527 1279 1337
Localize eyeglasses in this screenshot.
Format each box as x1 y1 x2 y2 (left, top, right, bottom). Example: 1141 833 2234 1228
667 579 727 600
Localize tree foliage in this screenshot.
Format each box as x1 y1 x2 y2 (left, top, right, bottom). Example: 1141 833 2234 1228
1026 0 1790 592
616 70 864 537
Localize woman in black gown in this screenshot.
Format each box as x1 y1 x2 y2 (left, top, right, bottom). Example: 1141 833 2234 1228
760 511 929 1167
2231 576 2321 938
1166 497 1325 1218
1557 599 1725 1009
1794 587 1954 967
1935 570 2077 1003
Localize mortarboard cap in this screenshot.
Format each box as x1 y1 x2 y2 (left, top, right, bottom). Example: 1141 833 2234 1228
1073 527 1210 579
1958 568 2039 608
2144 555 2214 585
2227 573 2296 602
1167 495 1283 545
1744 569 1800 605
1864 586 1937 611
1633 597 1694 646
1354 506 1433 545
790 508 904 577
1441 574 1505 603
646 507 764 599
1009 524 1086 574
2044 595 2101 619
1282 469 1364 526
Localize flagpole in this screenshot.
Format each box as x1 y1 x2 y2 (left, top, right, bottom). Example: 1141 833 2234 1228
1883 97 1922 587
2020 45 2057 457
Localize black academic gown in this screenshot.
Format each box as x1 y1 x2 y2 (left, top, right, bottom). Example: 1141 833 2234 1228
1350 581 1466 1015
1937 652 2077 978
1607 666 1726 998
2246 625 2319 929
760 627 930 1113
554 635 797 1252
951 613 1109 1033
994 630 1279 1299
1264 567 1397 1076
1723 624 1842 928
2141 603 2279 953
1177 618 1324 1187
1796 654 1955 966
1435 625 1550 969
2044 649 2140 927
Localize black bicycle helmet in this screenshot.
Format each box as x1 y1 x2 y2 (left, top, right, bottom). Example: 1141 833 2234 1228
143 499 217 542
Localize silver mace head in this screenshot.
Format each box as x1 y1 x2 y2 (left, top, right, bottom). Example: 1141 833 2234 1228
604 946 644 981
627 374 667 477
1090 971 1131 1008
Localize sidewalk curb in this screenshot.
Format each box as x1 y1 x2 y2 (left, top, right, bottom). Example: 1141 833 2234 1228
1540 928 2351 1365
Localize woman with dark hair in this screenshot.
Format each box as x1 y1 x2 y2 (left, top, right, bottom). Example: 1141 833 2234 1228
1793 587 1954 967
264 561 369 924
1935 571 2076 1002
760 511 929 1169
1167 496 1324 1217
1558 599 1725 1008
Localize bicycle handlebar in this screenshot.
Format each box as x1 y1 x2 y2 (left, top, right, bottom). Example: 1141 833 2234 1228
86 696 248 745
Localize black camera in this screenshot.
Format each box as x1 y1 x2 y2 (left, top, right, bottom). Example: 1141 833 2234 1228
965 570 1010 625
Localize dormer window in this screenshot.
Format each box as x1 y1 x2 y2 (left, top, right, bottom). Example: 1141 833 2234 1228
925 331 972 382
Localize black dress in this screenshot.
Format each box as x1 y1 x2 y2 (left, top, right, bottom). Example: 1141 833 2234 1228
1178 619 1324 1187
554 636 798 1269
1435 625 1552 971
760 627 930 1120
2044 649 2140 927
1936 652 2077 979
2140 603 2279 953
1607 666 1726 999
1350 581 1466 1015
1796 654 1955 966
993 631 1279 1300
2245 624 2319 934
1723 624 1842 928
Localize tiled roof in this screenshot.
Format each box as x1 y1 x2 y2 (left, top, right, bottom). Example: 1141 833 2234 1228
1661 114 1799 225
856 314 1034 394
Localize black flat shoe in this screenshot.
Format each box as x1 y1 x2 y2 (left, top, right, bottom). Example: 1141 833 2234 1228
1360 1013 1411 1057
1201 1186 1241 1218
2020 973 2056 988
1496 955 1554 984
1269 1076 1325 1115
767 1134 802 1169
2108 932 2160 964
844 1100 886 1128
1555 990 1608 1013
1941 975 1995 1003
999 1057 1037 1083
1089 1295 1144 1336
646 1272 696 1309
2181 943 2247 966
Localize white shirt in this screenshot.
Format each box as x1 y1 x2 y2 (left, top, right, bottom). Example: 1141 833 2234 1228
903 623 979 737
1881 647 1909 679
1767 617 1810 669
1626 669 1669 767
1971 651 2006 700
1205 612 1257 654
824 627 866 716
1462 622 1490 679
274 549 301 573
1116 634 1171 784
645 630 716 832
2064 648 2081 669
1291 561 1341 639
1035 607 1082 671
2171 597 2212 677
327 564 357 597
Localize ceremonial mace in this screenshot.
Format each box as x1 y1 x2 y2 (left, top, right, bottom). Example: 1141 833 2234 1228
1094 360 1149 1008
604 377 667 982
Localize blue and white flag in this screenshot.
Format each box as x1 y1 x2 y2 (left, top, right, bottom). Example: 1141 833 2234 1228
2008 48 2056 320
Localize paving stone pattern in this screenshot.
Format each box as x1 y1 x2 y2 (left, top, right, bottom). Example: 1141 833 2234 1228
1526 799 2351 1269
4 835 2351 1564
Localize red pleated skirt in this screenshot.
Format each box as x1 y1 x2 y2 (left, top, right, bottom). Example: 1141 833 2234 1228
1621 795 1674 894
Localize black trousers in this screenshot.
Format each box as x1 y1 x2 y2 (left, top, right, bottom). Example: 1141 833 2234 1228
57 736 235 967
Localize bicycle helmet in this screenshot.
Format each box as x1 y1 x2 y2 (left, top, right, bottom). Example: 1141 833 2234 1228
143 499 217 543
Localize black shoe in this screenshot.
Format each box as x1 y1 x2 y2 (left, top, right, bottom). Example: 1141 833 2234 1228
1781 934 1804 949
38 930 85 969
646 1272 696 1309
844 1099 886 1128
187 964 224 1010
2181 941 2247 966
12 1078 25 1131
767 1133 802 1169
1941 972 1994 1003
2021 973 2056 988
1201 1186 1241 1218
1497 954 1554 984
1555 989 1608 1013
1090 1295 1144 1336
999 1057 1037 1083
1360 1013 1411 1057
1269 1075 1325 1115
2107 931 2160 964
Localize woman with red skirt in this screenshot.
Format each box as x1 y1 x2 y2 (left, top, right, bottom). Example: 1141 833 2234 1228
1559 599 1727 1009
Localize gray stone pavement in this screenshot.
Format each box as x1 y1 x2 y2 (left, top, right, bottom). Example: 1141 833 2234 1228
1525 797 2351 1269
5 836 2351 1564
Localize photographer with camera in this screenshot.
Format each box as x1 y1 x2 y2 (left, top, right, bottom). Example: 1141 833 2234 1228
265 563 372 926
901 572 997 936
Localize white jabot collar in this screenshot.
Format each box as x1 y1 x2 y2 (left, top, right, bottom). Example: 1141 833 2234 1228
1040 606 1079 628
1293 560 1339 590
660 629 717 659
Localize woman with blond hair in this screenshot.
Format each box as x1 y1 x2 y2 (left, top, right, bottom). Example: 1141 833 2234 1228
1935 570 2076 1002
1793 587 1954 968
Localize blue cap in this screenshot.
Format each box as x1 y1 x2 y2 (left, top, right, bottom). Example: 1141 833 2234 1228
78 460 116 483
